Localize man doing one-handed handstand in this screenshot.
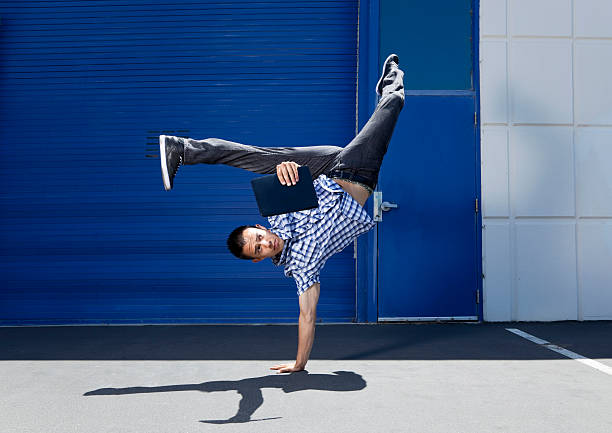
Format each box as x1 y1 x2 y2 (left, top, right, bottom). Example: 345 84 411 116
159 54 404 373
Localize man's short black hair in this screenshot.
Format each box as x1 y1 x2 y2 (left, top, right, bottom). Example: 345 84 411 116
227 225 257 260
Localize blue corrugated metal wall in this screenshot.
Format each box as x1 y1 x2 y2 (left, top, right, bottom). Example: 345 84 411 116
0 0 359 324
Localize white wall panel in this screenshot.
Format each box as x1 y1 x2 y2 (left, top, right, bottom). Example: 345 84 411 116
510 0 571 37
480 41 508 123
480 0 611 322
578 221 612 319
515 222 577 321
574 41 612 125
575 128 612 216
483 222 512 321
510 127 574 216
574 0 612 38
482 126 509 216
480 0 507 36
510 40 572 124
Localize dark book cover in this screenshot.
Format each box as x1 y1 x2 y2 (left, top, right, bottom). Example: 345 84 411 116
250 166 319 217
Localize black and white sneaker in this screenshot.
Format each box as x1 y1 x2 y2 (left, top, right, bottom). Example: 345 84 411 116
376 53 400 96
159 135 185 191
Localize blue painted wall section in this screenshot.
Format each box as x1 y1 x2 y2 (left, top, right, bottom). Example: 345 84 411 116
472 0 483 321
380 0 473 90
356 0 381 323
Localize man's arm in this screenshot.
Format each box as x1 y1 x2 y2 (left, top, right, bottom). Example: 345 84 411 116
276 160 371 207
295 283 320 369
270 283 320 373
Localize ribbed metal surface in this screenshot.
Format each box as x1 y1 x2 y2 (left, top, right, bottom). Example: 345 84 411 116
0 0 359 324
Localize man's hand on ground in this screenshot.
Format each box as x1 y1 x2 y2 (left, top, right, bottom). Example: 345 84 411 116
270 363 304 374
276 161 300 186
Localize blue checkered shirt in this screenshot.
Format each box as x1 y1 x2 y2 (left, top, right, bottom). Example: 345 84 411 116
269 174 376 296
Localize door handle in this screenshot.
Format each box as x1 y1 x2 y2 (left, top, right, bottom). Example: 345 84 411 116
381 201 398 212
373 192 399 222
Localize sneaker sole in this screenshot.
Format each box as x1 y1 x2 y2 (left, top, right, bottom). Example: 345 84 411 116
376 54 399 96
159 135 171 191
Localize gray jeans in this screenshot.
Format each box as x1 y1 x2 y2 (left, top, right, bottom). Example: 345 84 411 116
182 64 404 191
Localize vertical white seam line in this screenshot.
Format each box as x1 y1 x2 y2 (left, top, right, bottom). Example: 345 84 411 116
570 0 582 322
505 0 516 322
506 328 612 376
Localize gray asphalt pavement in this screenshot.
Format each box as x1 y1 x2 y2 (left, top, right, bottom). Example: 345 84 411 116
1 322 611 433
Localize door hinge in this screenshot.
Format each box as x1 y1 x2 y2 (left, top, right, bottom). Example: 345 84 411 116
476 290 480 304
475 197 479 213
474 112 477 125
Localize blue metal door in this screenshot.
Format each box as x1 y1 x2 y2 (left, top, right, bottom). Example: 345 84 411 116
0 0 359 325
375 0 480 320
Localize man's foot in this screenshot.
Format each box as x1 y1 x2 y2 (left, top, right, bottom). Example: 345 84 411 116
376 54 400 96
159 135 184 191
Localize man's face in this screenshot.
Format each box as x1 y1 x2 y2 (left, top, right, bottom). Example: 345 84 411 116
242 224 284 263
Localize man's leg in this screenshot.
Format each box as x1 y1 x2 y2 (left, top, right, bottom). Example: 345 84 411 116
183 138 341 179
160 54 403 191
328 54 405 194
160 136 341 190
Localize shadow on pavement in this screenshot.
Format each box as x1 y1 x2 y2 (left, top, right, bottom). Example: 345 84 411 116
2 322 611 361
84 370 366 424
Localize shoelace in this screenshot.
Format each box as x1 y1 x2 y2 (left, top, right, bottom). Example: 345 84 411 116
172 155 183 177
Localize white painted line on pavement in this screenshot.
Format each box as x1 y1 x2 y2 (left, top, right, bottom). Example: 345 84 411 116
506 328 612 376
